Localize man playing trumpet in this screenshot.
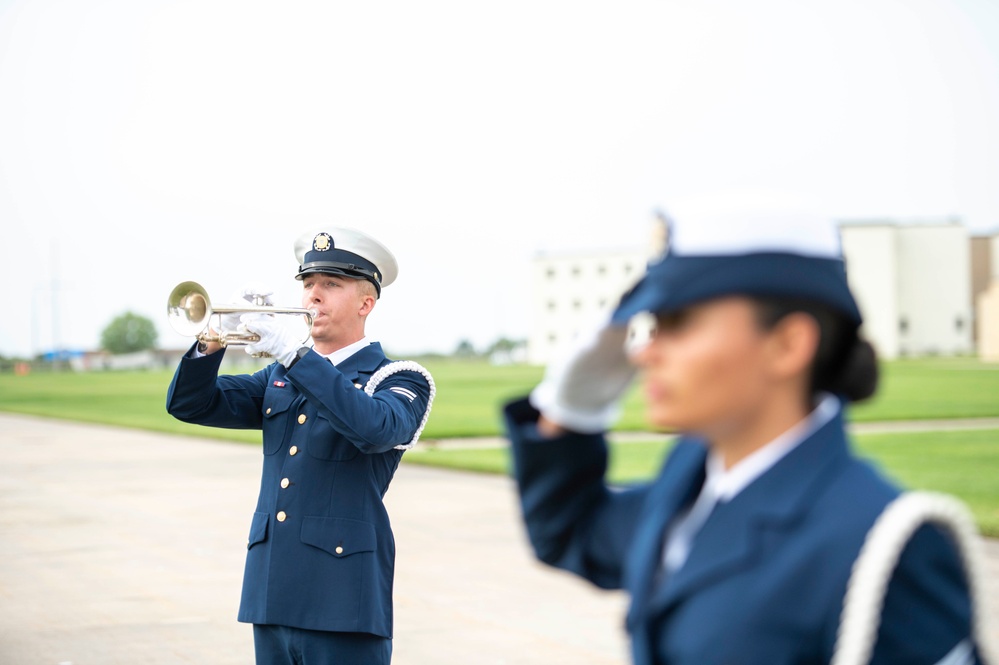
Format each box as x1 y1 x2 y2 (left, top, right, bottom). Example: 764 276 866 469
167 227 434 665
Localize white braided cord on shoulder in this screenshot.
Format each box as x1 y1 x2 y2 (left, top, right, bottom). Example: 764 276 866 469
364 361 436 450
832 491 998 665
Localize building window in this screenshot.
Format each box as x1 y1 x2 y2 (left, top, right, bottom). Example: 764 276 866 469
548 333 557 344
547 301 556 312
546 267 556 279
899 317 908 334
955 317 964 331
571 265 581 277
597 264 607 276
624 263 634 275
572 300 582 310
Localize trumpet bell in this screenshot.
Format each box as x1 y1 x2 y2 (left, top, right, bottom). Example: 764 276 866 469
167 281 213 336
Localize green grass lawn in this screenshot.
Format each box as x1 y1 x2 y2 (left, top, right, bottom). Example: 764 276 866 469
0 357 996 535
1 357 997 441
0 360 544 441
848 358 999 422
406 429 999 537
0 368 264 444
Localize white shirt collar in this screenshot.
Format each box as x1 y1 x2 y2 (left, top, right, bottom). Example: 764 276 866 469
662 394 840 575
318 337 372 367
705 393 840 502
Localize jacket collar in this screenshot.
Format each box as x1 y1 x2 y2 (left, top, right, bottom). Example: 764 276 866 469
640 406 851 618
625 441 707 628
329 341 387 383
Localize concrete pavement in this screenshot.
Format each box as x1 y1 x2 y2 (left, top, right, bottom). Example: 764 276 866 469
0 413 995 664
0 414 628 665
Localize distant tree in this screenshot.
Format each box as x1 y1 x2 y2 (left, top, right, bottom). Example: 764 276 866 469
486 337 527 365
453 339 477 358
486 337 522 356
101 311 158 354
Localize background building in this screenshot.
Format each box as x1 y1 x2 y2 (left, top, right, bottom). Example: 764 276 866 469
839 220 973 359
528 249 649 365
530 219 996 365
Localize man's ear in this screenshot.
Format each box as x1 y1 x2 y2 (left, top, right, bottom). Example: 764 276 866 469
358 292 376 317
768 312 820 380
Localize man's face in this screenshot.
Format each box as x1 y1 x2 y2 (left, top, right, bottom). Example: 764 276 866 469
630 296 778 439
300 273 372 348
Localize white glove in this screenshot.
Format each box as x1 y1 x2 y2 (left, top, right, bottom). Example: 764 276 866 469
529 320 638 434
221 284 275 332
240 313 305 368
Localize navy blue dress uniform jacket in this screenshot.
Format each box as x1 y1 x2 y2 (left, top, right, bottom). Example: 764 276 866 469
503 398 978 665
167 342 432 639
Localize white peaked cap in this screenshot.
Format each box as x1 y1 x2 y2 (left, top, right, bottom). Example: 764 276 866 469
293 226 399 296
661 188 842 258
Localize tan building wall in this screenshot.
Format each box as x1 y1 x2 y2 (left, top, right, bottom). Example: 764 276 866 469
978 281 999 362
971 236 993 302
972 233 999 356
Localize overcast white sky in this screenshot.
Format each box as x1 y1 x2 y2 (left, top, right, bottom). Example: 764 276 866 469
1 0 998 359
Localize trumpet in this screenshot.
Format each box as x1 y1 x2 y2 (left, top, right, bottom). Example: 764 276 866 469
167 280 315 351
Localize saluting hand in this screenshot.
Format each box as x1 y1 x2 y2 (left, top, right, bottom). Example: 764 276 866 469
529 318 638 434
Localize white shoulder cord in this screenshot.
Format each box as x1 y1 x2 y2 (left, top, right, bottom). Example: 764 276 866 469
832 491 998 665
364 361 436 450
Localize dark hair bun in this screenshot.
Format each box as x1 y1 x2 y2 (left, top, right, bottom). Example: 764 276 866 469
825 338 879 402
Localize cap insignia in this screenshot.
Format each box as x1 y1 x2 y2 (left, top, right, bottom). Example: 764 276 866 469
313 233 333 252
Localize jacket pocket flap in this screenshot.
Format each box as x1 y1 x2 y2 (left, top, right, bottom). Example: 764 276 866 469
248 511 269 549
300 516 377 558
262 391 294 418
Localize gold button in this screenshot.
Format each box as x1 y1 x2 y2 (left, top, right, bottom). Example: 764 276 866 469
298 414 307 424
280 478 290 489
276 511 287 522
265 407 272 414
289 446 298 456
354 383 362 389
335 546 344 554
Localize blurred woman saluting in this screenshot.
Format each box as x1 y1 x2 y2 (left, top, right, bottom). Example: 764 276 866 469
503 191 982 665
